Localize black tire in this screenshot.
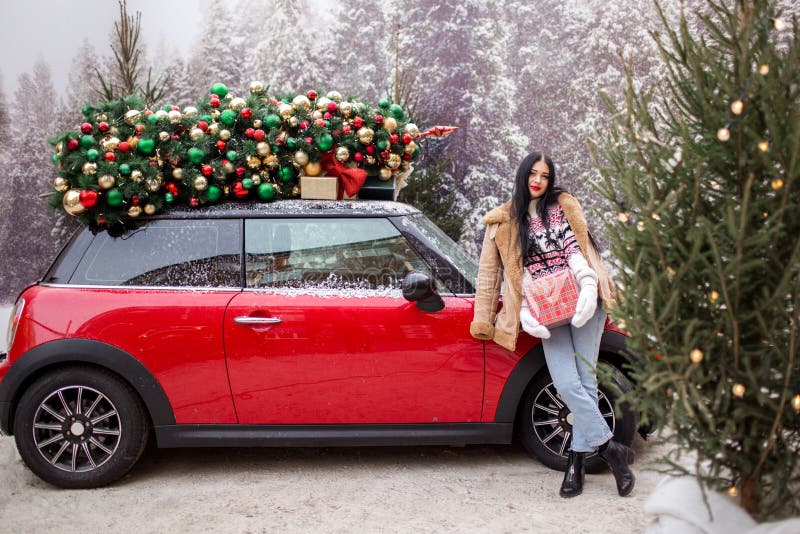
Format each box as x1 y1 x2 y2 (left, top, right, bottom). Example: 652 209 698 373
518 361 638 473
13 366 150 488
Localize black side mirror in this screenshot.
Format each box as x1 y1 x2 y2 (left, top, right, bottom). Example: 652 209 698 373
402 270 445 312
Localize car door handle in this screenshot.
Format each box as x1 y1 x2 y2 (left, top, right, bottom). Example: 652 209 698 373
234 316 282 325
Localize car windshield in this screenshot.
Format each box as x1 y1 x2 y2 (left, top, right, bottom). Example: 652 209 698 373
408 214 479 291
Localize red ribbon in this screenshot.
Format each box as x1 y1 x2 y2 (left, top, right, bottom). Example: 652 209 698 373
320 152 367 199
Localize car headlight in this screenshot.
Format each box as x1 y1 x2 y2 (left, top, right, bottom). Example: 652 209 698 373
5 297 25 356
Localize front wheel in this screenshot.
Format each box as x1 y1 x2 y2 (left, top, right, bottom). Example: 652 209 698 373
518 361 638 473
13 366 150 488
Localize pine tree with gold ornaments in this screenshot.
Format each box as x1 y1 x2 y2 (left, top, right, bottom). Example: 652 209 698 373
591 0 799 520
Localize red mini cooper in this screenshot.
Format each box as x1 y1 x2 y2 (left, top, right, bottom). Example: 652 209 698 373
0 200 642 488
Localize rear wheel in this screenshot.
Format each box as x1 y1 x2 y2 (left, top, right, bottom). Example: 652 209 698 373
518 361 638 473
13 366 149 488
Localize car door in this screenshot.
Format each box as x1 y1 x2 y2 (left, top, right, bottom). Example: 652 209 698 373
224 216 484 424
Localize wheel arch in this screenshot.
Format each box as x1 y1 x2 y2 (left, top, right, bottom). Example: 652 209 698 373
0 339 175 435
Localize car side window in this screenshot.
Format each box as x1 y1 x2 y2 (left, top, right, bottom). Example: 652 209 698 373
245 217 445 291
69 219 242 288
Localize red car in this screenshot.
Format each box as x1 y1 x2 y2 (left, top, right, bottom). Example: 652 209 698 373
0 200 641 488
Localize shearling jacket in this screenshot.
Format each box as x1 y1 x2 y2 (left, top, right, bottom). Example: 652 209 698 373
469 192 616 351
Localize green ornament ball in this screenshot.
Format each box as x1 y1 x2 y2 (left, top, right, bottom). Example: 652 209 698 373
390 104 404 120
377 139 388 150
80 135 95 149
220 109 236 126
242 178 254 190
378 98 390 109
138 138 155 155
188 147 205 164
202 114 212 123
226 150 238 162
147 113 160 125
106 188 123 207
206 185 222 202
51 154 59 165
279 167 294 183
272 145 281 154
119 163 131 175
82 105 92 117
315 133 334 151
86 149 99 162
165 192 175 204
162 105 172 112
210 83 229 98
264 114 281 129
287 137 298 149
412 146 420 159
257 183 276 201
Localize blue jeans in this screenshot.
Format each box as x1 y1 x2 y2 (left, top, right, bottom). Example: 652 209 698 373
541 303 614 453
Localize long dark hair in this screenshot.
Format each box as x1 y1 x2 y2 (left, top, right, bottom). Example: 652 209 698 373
510 152 567 258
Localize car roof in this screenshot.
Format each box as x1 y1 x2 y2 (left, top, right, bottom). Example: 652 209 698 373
152 199 422 219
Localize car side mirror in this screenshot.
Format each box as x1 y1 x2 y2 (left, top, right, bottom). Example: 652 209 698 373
402 270 445 312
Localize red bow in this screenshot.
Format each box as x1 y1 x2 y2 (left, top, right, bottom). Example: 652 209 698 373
320 152 367 199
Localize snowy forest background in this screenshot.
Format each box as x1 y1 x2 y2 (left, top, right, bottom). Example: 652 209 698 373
0 0 797 304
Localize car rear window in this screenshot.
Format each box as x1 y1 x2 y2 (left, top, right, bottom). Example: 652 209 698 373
245 217 444 291
69 219 241 288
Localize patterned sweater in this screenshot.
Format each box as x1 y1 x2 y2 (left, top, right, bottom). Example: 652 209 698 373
523 201 582 281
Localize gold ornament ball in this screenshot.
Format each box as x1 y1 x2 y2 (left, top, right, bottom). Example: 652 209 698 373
53 176 69 192
335 146 350 162
316 97 331 112
210 109 221 120
128 206 142 218
312 110 323 120
229 97 247 111
357 127 375 145
256 142 271 157
252 119 263 128
383 116 398 133
617 212 629 223
194 176 209 191
223 161 234 174
339 101 353 117
404 123 420 139
124 109 142 125
387 153 401 169
184 106 198 117
55 142 64 155
251 175 261 185
172 168 183 179
126 136 139 149
291 185 300 196
264 154 279 169
292 95 311 111
758 141 769 152
792 394 800 412
62 189 86 216
378 167 393 181
404 141 417 154
717 127 731 142
689 349 704 364
144 204 157 215
159 131 170 142
636 221 645 232
759 64 770 75
130 170 144 183
304 161 323 176
219 129 232 141
709 290 720 303
289 116 300 127
326 91 342 102
247 155 261 169
207 123 220 136
82 162 98 176
100 136 119 150
293 150 310 166
146 178 162 193
771 178 784 190
168 110 183 123
190 128 204 141
278 103 293 119
97 175 115 190
732 383 746 398
249 81 265 95
155 109 169 120
730 100 744 115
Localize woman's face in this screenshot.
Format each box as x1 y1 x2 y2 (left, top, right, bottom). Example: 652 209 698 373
528 159 550 199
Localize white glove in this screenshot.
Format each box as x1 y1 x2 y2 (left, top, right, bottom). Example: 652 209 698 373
520 304 551 339
569 253 598 328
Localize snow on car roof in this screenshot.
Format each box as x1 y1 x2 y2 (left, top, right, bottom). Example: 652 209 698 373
156 199 421 219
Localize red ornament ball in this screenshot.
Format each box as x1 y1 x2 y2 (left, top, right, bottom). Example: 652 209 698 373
197 121 209 132
201 165 213 177
403 134 412 144
80 122 93 134
307 90 318 100
167 183 179 195
342 125 352 135
327 102 338 112
300 121 310 130
354 152 364 163
98 122 110 133
216 140 227 151
366 145 375 155
132 196 141 206
135 124 145 135
374 114 383 124
390 134 399 144
118 141 131 153
381 150 390 160
79 189 98 208
104 152 116 162
314 119 326 128
210 97 221 108
253 129 266 142
304 137 313 144
403 153 412 160
245 128 255 139
236 166 246 177
190 197 200 207
233 181 249 198
323 112 332 120
353 117 364 128
67 139 79 151
275 136 284 146
171 134 180 141
171 105 180 111
241 108 252 119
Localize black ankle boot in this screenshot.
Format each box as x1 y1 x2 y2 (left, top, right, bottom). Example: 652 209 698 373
559 451 585 498
598 440 636 496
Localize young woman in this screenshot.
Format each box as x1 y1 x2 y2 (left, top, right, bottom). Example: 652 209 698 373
470 152 635 498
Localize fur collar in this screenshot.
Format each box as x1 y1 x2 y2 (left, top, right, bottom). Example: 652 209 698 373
482 193 578 226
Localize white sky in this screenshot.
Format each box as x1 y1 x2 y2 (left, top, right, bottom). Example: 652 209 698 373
0 0 215 96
